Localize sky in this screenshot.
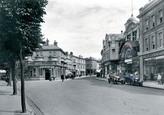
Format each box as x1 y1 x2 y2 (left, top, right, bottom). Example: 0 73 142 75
41 0 150 60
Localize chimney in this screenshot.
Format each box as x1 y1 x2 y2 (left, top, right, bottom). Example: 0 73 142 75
54 40 57 46
121 30 123 34
46 39 49 46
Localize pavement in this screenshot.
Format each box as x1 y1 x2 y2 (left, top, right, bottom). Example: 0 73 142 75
0 76 164 115
96 77 164 90
0 80 33 115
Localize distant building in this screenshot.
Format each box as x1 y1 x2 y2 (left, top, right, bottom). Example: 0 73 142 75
85 57 99 75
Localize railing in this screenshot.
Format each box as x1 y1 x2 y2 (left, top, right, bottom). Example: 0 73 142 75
27 61 58 66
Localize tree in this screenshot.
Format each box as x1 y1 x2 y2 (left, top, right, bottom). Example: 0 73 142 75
0 0 48 113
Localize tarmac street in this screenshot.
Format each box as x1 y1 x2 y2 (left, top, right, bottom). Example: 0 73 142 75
23 77 164 115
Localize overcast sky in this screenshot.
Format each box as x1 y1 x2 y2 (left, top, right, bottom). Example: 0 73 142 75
41 0 149 60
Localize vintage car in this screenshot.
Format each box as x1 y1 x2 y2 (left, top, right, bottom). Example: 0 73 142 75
124 75 143 86
108 73 125 84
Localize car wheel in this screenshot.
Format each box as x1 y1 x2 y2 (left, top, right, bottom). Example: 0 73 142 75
139 82 143 87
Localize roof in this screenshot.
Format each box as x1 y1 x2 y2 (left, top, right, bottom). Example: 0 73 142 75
42 44 60 50
126 16 139 24
36 44 66 54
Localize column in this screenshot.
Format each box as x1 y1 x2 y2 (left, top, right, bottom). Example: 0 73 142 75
140 56 144 81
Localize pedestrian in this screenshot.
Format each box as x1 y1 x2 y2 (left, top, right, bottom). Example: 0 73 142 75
61 74 64 82
157 73 162 85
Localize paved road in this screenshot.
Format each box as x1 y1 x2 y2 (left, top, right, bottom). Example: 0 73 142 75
24 77 164 115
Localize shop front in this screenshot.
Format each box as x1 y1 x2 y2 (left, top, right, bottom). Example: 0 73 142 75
143 51 164 80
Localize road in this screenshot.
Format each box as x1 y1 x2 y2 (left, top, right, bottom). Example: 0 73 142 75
24 77 164 115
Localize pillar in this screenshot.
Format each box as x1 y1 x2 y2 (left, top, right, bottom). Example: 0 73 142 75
140 56 144 81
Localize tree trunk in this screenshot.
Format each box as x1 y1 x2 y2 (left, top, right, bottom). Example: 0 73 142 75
20 49 26 113
8 67 12 86
12 61 17 95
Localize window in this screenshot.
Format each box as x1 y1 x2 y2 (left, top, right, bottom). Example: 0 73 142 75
36 52 39 56
53 51 56 56
145 19 149 31
49 51 52 56
112 49 115 52
40 52 43 56
159 10 163 24
158 32 163 48
152 15 155 27
132 31 137 41
151 35 155 50
145 38 149 51
127 34 131 41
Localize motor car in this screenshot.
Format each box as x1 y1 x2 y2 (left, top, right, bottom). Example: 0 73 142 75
108 73 125 84
124 76 143 86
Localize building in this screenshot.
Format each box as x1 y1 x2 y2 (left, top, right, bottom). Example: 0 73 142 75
23 40 87 80
137 0 164 80
119 15 140 75
25 40 67 80
85 57 98 75
101 32 124 77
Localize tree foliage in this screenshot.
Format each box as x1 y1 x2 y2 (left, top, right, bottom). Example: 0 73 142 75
0 0 48 112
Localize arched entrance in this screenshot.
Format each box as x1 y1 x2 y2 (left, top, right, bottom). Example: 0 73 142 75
45 69 50 80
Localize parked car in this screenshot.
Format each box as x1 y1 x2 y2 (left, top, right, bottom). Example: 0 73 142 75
124 76 143 86
108 73 125 84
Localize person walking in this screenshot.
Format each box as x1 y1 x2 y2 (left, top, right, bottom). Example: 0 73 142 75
61 74 64 82
157 73 162 85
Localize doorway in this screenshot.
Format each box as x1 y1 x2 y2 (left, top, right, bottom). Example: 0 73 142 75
45 69 50 80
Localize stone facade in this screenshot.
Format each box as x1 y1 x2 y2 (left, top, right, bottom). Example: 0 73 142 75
138 0 164 80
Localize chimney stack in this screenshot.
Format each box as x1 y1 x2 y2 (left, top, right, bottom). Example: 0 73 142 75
54 40 58 46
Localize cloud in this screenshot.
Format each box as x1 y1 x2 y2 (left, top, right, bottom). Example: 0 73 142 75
41 0 149 59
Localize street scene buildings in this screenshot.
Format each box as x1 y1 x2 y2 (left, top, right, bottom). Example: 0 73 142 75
1 1 164 115
101 0 164 82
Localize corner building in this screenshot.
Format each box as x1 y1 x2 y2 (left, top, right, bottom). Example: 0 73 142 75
138 0 164 80
26 40 67 80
